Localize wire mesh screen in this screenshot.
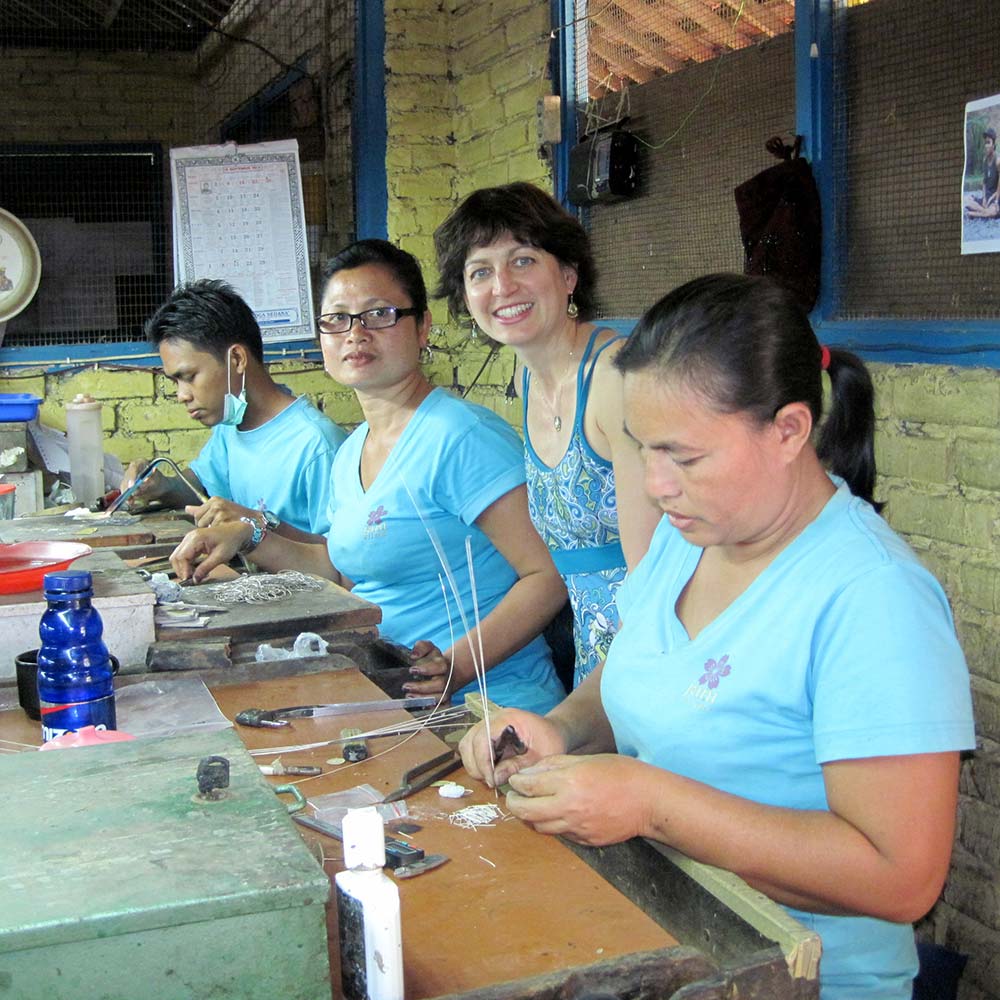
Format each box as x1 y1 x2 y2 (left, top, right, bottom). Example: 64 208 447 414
0 0 353 349
830 0 999 320
569 0 796 319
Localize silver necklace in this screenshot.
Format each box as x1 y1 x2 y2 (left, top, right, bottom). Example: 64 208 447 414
537 350 574 431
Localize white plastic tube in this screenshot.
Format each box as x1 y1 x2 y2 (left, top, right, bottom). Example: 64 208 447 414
65 393 104 506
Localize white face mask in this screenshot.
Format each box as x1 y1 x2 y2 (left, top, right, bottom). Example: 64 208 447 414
221 346 247 427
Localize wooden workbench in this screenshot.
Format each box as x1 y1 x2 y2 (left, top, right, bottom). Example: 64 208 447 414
0 510 193 551
0 668 819 999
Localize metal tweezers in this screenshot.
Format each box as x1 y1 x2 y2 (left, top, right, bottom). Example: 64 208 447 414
382 749 463 803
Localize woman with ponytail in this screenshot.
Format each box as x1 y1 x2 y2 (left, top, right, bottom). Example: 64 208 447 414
459 274 975 1000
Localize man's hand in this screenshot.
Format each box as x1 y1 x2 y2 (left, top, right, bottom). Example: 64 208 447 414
185 498 259 529
118 460 165 506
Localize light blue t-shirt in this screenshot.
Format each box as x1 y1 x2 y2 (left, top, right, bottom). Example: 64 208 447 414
326 388 564 714
602 481 975 1000
190 395 346 535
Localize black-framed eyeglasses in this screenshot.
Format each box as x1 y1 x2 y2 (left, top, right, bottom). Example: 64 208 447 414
316 306 421 336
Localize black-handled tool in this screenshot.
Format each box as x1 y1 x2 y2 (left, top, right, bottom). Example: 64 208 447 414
291 813 425 870
236 696 438 729
382 750 462 803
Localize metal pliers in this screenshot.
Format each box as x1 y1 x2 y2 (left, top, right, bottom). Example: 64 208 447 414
235 696 437 729
383 750 463 803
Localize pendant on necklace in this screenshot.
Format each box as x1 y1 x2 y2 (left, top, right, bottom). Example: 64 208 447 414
553 415 562 431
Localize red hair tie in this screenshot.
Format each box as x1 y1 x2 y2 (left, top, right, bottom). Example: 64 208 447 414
820 345 831 371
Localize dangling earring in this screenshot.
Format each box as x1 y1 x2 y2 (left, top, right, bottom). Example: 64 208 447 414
504 356 518 404
419 345 433 364
567 294 579 319
468 318 480 341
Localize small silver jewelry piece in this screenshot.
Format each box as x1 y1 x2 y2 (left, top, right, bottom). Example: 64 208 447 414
553 415 562 431
209 571 325 604
419 345 433 364
566 294 579 319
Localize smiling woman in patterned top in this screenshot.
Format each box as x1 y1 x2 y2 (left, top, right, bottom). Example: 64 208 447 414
435 183 661 689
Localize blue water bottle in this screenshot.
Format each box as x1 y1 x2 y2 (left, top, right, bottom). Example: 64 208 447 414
37 569 117 742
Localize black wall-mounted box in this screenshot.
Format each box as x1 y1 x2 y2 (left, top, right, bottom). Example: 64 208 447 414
567 130 640 206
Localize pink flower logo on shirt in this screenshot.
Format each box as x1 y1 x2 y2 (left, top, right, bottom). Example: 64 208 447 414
699 655 732 689
367 505 387 527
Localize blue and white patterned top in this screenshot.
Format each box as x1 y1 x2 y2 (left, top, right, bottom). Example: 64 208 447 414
524 328 627 687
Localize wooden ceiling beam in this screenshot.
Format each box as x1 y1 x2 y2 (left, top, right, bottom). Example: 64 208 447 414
588 54 617 98
590 17 680 74
605 0 717 64
6 0 62 29
589 34 658 84
732 0 795 37
40 0 97 29
682 0 761 49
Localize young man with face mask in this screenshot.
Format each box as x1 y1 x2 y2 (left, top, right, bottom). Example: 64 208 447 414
120 279 347 541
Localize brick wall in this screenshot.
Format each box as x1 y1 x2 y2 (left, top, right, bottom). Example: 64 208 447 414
0 48 198 145
382 0 553 427
873 367 1000 998
1 4 997 993
0 361 360 472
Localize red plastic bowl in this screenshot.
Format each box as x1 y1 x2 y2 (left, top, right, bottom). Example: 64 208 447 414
0 541 93 595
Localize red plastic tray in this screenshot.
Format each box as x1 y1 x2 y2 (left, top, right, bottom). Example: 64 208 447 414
0 541 93 594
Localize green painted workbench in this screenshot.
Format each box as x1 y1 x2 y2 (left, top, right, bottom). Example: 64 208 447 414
0 727 331 1000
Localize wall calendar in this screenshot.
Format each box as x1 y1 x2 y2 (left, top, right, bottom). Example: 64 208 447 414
170 139 313 343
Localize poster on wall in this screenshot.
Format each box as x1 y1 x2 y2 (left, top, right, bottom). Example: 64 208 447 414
961 95 1000 255
170 139 313 342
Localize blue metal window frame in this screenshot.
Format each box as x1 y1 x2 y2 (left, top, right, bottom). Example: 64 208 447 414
354 0 388 240
0 1 392 371
797 0 1000 367
553 0 1000 367
0 143 169 368
551 0 577 207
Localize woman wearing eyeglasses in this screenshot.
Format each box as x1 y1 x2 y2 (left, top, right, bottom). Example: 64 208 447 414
170 239 567 713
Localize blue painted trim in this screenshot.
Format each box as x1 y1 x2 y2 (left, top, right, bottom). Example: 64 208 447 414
0 339 323 371
794 0 1000 366
354 0 388 239
596 314 1000 368
796 0 837 321
551 0 576 203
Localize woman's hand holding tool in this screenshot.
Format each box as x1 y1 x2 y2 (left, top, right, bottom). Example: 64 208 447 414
505 753 655 847
458 708 567 789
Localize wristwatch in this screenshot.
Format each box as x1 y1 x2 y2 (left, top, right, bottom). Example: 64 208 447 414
260 509 281 530
238 515 266 553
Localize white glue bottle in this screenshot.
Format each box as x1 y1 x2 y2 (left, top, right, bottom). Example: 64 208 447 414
335 806 404 1000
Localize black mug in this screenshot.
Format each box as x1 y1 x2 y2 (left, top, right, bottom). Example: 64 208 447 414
15 649 120 721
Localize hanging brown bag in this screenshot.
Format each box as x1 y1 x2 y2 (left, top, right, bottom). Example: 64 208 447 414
734 135 822 312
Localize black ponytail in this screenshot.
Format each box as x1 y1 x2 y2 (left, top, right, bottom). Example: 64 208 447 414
615 274 882 511
816 348 882 511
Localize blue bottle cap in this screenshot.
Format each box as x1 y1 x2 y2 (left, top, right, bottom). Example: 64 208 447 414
43 570 94 595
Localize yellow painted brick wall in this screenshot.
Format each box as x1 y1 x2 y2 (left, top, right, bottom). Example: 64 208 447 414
0 360 361 470
0 49 198 145
382 0 554 429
